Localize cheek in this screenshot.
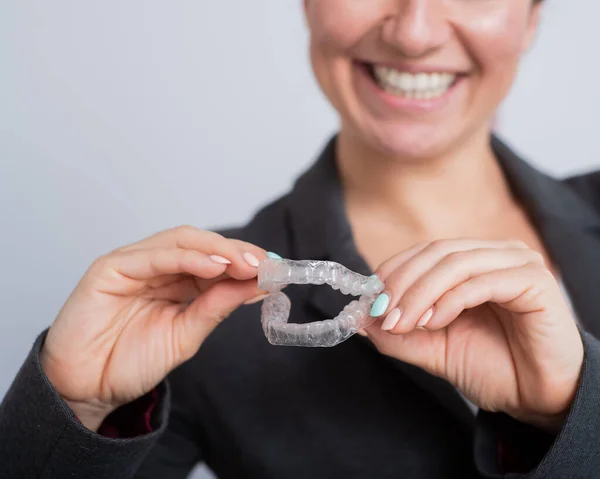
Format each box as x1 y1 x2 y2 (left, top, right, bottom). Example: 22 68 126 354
307 0 383 55
462 5 532 81
307 1 380 112
307 0 389 62
308 2 352 51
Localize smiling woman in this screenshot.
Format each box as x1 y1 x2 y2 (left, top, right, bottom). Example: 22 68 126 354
3 1 600 479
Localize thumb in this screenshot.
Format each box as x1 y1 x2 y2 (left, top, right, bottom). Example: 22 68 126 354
364 325 445 378
176 278 264 359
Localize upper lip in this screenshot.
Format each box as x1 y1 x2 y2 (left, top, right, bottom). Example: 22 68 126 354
362 60 466 75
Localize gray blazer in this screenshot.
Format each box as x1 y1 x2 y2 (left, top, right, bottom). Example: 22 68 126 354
2 135 600 478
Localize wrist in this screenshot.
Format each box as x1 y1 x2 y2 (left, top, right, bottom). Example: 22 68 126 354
40 344 116 432
516 351 583 435
65 399 116 432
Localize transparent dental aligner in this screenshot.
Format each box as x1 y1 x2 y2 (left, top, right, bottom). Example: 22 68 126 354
258 258 385 347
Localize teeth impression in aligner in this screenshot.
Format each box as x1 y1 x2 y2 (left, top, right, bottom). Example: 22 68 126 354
257 258 384 347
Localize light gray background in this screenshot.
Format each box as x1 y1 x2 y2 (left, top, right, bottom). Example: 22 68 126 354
1 2 597 478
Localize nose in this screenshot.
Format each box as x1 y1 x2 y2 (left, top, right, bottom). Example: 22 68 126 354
381 0 451 58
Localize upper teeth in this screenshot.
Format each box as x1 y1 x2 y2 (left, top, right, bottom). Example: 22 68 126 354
373 66 456 98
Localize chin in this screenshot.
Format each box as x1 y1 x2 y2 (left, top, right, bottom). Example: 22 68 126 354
357 121 458 163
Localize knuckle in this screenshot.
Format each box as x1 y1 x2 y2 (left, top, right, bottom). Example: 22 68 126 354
110 245 128 254
427 239 453 256
90 254 110 270
206 230 225 241
537 264 555 281
230 238 254 252
410 241 430 253
525 259 544 272
530 250 545 265
507 239 528 249
176 224 197 236
429 239 448 250
400 288 424 311
179 248 197 266
440 286 460 304
384 275 405 297
147 249 163 271
445 250 468 264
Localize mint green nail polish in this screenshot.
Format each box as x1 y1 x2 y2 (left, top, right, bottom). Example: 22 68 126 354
266 251 282 260
370 274 378 279
370 293 390 317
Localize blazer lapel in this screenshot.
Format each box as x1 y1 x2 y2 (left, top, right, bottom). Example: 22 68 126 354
540 222 600 337
492 135 600 337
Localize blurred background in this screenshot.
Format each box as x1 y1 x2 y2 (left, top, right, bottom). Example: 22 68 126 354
1 2 597 478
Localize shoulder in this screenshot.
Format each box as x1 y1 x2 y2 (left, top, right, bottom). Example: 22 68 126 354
563 169 600 214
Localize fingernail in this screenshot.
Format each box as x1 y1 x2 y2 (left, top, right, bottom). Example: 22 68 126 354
369 274 378 279
417 307 434 328
381 308 402 331
266 251 282 260
243 293 269 305
243 252 260 267
370 293 390 317
210 255 231 265
356 329 368 337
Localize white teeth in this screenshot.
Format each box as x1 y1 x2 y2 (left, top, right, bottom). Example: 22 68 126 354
373 66 456 100
415 73 428 90
399 73 413 90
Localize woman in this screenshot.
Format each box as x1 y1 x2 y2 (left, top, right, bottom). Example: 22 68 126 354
2 0 599 477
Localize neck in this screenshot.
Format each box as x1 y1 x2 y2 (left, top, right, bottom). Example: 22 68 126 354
336 125 517 239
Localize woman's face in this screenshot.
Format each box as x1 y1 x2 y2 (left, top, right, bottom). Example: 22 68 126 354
304 0 541 160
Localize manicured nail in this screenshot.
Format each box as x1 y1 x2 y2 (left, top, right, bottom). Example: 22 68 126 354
381 308 402 331
266 251 282 260
210 255 231 265
243 293 269 305
369 274 378 279
243 252 260 267
417 307 434 328
370 293 390 317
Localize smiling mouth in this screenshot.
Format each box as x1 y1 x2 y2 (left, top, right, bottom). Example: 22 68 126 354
363 62 462 100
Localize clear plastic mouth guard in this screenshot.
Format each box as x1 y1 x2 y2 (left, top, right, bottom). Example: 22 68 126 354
257 258 385 347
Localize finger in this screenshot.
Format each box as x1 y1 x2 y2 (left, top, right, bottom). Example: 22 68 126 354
139 276 204 303
94 249 227 292
375 242 429 281
364 323 446 377
141 272 231 300
387 248 544 334
374 239 531 318
175 278 263 360
424 262 556 331
224 239 269 280
117 226 226 252
114 226 267 280
191 236 275 289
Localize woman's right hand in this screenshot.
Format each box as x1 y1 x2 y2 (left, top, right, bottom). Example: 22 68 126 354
40 226 267 432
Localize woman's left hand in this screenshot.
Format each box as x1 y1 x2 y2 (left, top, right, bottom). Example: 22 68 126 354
362 239 584 433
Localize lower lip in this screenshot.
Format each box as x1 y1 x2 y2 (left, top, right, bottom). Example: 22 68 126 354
354 62 464 114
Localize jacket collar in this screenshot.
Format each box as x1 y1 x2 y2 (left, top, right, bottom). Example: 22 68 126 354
286 134 600 274
287 135 600 264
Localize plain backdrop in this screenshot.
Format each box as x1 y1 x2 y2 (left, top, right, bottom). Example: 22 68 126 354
1 2 598 478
